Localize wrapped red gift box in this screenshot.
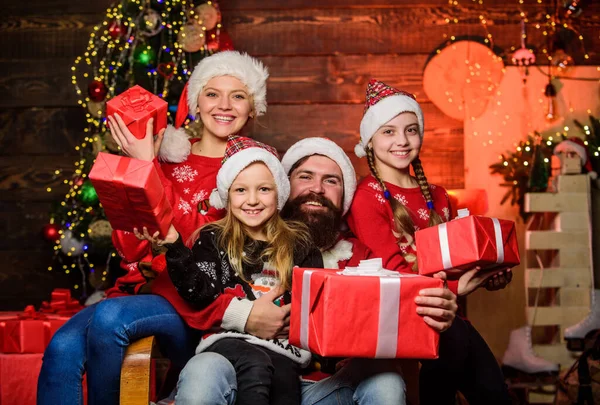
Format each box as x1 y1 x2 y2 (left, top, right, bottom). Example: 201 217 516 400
39 288 84 316
289 267 441 359
0 353 88 405
0 306 69 354
106 85 167 139
89 152 173 237
415 214 520 279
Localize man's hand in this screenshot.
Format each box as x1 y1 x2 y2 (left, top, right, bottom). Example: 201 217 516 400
485 268 513 291
245 287 291 340
415 271 457 332
458 267 510 296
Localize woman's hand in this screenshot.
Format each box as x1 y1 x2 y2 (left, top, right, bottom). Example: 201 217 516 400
415 271 457 332
457 267 508 296
107 113 165 161
133 224 179 247
245 287 291 340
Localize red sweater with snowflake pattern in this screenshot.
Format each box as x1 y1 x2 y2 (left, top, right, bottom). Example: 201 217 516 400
107 138 224 297
346 174 458 295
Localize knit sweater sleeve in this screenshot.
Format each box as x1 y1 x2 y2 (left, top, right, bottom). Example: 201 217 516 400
347 185 414 274
164 229 221 307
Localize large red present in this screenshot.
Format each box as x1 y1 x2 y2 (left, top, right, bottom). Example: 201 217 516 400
39 288 84 316
106 85 167 139
290 260 441 359
89 152 173 237
415 210 520 279
0 306 69 354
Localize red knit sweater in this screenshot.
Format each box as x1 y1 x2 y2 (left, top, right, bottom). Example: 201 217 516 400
347 174 458 294
107 139 224 297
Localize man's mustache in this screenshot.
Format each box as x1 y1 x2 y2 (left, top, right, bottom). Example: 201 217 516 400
292 193 339 213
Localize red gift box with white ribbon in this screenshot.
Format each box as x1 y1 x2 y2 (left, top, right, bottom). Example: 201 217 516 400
289 261 441 359
89 152 173 237
415 209 520 279
106 85 167 139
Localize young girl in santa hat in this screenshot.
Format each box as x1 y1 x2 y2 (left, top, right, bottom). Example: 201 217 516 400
347 79 513 404
38 51 269 405
140 135 323 405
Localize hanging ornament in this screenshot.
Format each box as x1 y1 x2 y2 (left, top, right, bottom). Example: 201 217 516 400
89 220 113 241
42 223 61 242
61 230 86 257
88 80 108 102
108 21 126 39
544 80 558 122
157 62 176 79
73 176 85 187
563 0 583 18
133 45 157 66
87 100 105 118
551 49 575 74
79 180 99 206
139 9 163 37
177 24 206 53
192 3 220 31
511 19 536 84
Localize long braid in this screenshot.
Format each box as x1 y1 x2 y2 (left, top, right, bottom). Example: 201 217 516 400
411 157 444 226
366 147 417 269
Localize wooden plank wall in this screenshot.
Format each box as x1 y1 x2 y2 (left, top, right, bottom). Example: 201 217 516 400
0 0 598 310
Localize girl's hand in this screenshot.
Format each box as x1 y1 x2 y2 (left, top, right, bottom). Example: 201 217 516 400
107 113 165 161
415 271 457 332
485 268 513 291
457 267 503 296
133 224 179 246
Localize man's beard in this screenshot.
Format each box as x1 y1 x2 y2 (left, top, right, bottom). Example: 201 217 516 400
281 193 342 250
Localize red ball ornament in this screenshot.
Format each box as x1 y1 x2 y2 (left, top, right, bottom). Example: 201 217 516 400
42 223 61 242
157 63 175 79
88 80 108 102
108 21 125 39
74 176 84 187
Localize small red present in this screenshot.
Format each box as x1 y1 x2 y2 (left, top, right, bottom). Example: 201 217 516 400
0 306 69 354
290 261 441 359
39 288 84 316
106 85 167 139
415 210 520 279
89 152 173 237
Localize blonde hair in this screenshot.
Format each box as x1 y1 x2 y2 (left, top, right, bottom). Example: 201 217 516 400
365 146 444 269
199 211 311 290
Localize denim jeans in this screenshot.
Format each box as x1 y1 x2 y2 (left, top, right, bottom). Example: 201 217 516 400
175 352 406 405
37 295 198 405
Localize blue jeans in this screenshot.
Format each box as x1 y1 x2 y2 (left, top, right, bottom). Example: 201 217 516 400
175 353 406 405
37 295 197 405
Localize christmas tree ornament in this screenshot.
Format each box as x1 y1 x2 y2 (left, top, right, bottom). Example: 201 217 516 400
177 24 206 53
423 39 504 121
73 176 85 187
193 2 220 31
133 45 156 66
139 9 163 37
563 0 583 18
42 223 61 242
157 62 176 79
511 19 536 84
544 81 557 121
527 138 550 192
79 180 99 206
87 100 105 118
61 231 86 257
108 21 126 39
89 219 113 241
88 80 108 102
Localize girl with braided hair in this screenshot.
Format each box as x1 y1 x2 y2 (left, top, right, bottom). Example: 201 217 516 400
347 79 513 404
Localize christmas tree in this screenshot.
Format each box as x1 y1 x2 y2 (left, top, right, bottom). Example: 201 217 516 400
42 0 233 300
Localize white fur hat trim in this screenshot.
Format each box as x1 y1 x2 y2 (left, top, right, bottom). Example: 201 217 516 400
209 147 290 211
157 125 191 163
187 51 269 118
281 137 357 215
356 95 424 158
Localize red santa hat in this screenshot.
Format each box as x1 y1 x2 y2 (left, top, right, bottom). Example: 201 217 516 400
355 79 424 158
553 137 597 179
209 136 290 210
